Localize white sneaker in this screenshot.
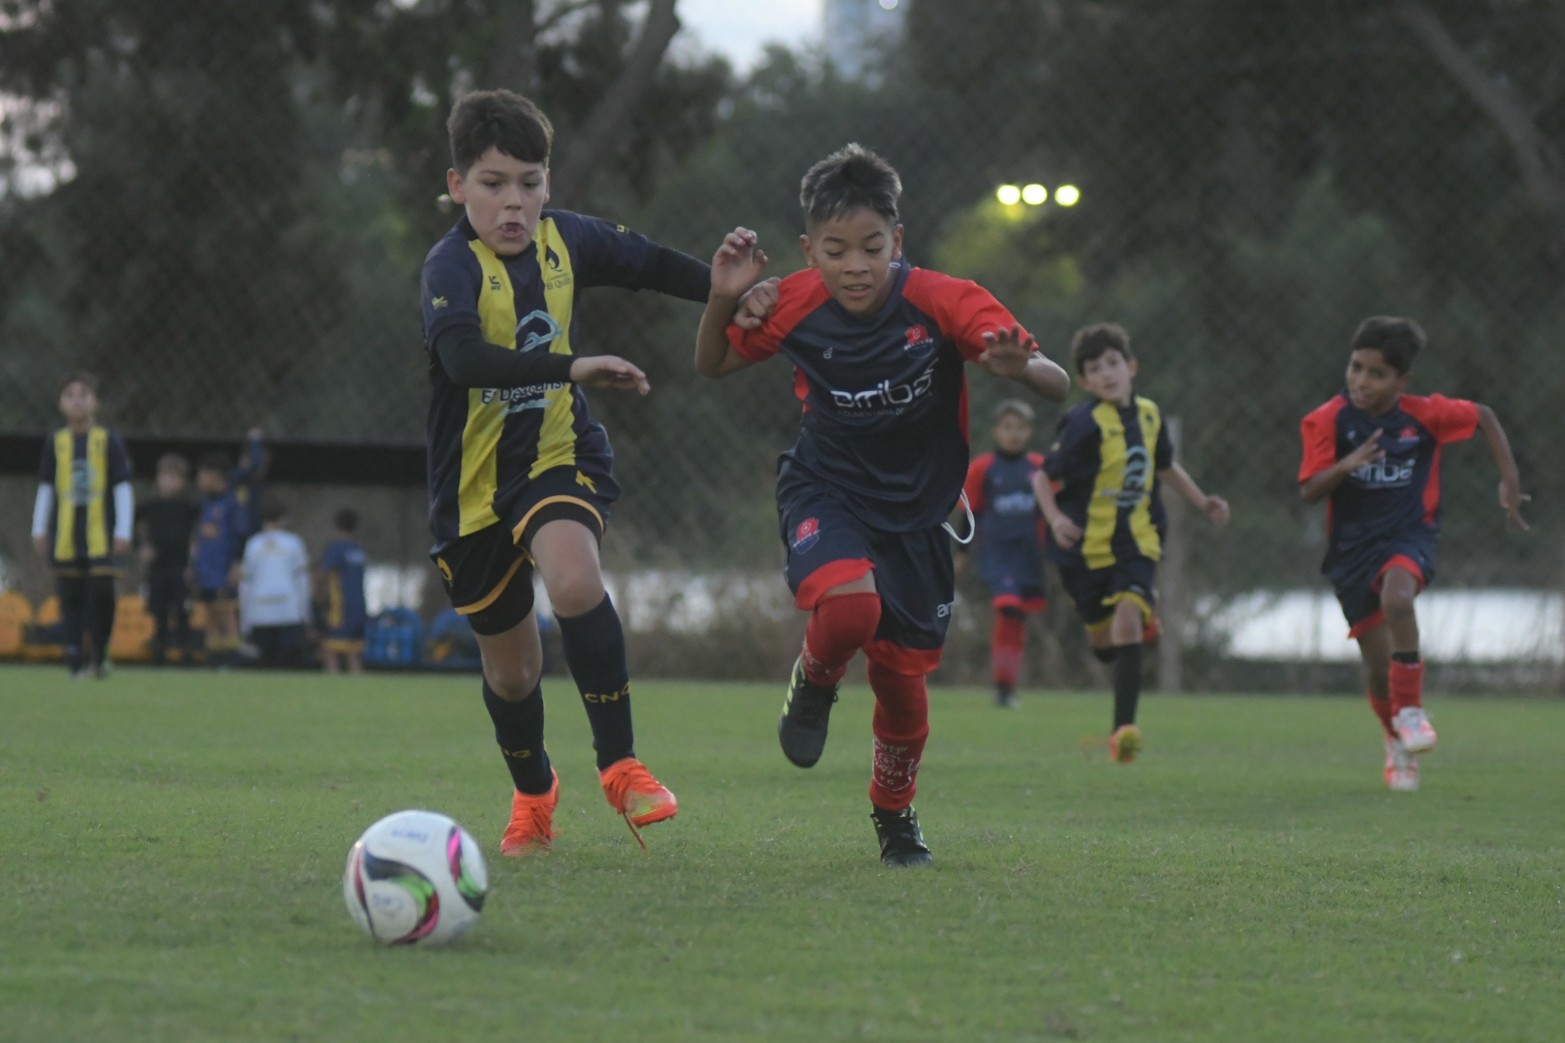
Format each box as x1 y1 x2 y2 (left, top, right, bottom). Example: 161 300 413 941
1383 737 1419 792
1392 706 1438 753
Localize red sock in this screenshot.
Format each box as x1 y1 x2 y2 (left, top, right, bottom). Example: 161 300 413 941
1389 659 1424 714
866 659 929 812
991 612 1025 687
1367 691 1396 738
801 592 881 687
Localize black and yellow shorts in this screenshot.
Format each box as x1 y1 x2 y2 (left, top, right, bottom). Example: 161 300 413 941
429 467 619 636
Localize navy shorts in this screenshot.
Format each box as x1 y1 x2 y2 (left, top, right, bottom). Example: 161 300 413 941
430 466 619 636
977 553 1048 614
779 488 954 676
1055 556 1157 634
1327 533 1437 638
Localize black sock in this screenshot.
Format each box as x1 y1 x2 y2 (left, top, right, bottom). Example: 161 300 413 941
1112 643 1143 729
482 681 553 794
89 576 116 667
59 575 86 674
1093 646 1119 664
557 594 635 770
1391 650 1420 665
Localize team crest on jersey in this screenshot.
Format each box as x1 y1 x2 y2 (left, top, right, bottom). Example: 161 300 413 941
488 275 504 292
791 518 821 554
904 323 935 356
515 309 563 353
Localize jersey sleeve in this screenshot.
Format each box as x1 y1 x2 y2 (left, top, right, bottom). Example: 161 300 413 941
902 269 1027 363
556 212 708 300
963 454 993 514
1298 402 1341 483
420 239 482 346
726 270 828 363
1153 410 1174 470
1042 410 1096 480
1407 394 1481 444
37 437 52 484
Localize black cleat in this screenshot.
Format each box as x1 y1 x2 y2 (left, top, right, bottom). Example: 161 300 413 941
994 683 1018 709
871 804 933 868
778 655 838 768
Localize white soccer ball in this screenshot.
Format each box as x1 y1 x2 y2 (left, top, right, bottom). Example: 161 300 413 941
343 809 488 946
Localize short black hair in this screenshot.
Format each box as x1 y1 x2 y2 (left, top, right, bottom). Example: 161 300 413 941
993 399 1035 424
56 370 99 398
1070 322 1133 376
334 507 360 534
260 494 287 525
447 89 554 174
799 143 901 228
196 451 230 475
1350 316 1425 374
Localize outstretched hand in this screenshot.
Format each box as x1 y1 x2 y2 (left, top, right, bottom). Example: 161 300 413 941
1499 480 1530 531
734 276 781 331
711 227 768 302
1202 495 1231 527
570 355 651 396
977 325 1037 379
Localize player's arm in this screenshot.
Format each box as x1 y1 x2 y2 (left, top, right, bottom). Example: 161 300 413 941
695 227 769 379
31 483 52 557
1031 467 1081 550
978 327 1070 401
1158 462 1230 526
1475 404 1529 530
1299 433 1383 504
433 325 649 395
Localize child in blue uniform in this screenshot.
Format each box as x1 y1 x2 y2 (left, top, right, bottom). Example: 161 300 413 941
1033 323 1230 763
695 143 1071 866
959 399 1050 708
316 507 368 675
1298 316 1527 791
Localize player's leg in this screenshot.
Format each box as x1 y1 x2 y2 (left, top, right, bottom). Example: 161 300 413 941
147 569 171 666
57 570 88 677
1354 623 1418 791
779 499 881 768
171 573 193 664
1103 561 1156 763
990 596 1026 709
1377 561 1434 752
87 572 116 676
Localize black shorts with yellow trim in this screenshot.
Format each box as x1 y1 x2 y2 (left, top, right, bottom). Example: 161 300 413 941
52 556 121 579
1055 556 1157 634
429 466 619 636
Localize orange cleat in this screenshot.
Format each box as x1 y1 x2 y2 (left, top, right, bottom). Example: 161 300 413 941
500 770 559 857
600 757 678 837
1108 724 1143 764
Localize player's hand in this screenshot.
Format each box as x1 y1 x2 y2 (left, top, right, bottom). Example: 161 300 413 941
977 325 1037 379
569 355 651 396
113 536 131 556
953 551 969 579
733 276 781 331
710 227 768 301
1048 514 1082 550
33 535 48 558
1498 480 1530 531
1341 429 1385 470
1203 495 1231 527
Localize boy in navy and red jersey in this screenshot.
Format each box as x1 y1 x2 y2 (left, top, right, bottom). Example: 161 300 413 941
958 399 1050 709
31 371 134 678
695 143 1071 867
420 89 767 856
1033 324 1230 763
1298 316 1527 792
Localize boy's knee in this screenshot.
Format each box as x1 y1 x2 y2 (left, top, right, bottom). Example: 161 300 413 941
485 663 541 702
1380 590 1416 620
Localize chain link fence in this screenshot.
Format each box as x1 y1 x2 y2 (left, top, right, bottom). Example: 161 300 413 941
1 0 1560 689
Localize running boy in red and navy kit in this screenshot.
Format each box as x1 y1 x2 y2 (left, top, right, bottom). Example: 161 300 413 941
1299 317 1528 792
695 143 1070 866
959 400 1050 709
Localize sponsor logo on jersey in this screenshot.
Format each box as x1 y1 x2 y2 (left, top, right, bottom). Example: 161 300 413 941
515 309 563 353
904 323 935 356
828 361 937 412
791 517 821 554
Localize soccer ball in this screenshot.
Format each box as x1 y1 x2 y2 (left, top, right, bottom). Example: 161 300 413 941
343 809 488 946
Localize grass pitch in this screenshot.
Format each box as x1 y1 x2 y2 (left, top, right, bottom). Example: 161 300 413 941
1 665 1560 1042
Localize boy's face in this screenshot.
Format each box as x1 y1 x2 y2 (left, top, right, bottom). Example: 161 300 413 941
196 468 225 494
156 468 186 497
992 413 1032 454
799 208 903 318
57 382 98 426
1345 347 1408 415
447 148 550 257
1079 350 1137 406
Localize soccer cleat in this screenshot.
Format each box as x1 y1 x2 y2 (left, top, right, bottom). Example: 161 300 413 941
1383 737 1420 793
600 757 678 829
778 655 839 768
500 770 559 856
1392 706 1437 754
871 804 933 868
1108 724 1143 764
994 683 1019 709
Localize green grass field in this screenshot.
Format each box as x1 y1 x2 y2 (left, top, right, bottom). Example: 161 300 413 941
1 665 1560 1042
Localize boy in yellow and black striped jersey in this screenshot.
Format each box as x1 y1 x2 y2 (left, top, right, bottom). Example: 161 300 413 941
1032 324 1230 762
31 371 134 678
420 89 766 855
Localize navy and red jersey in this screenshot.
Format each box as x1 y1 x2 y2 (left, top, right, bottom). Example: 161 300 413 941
421 211 702 542
1042 396 1174 570
963 449 1047 583
1298 390 1480 580
727 262 1029 532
